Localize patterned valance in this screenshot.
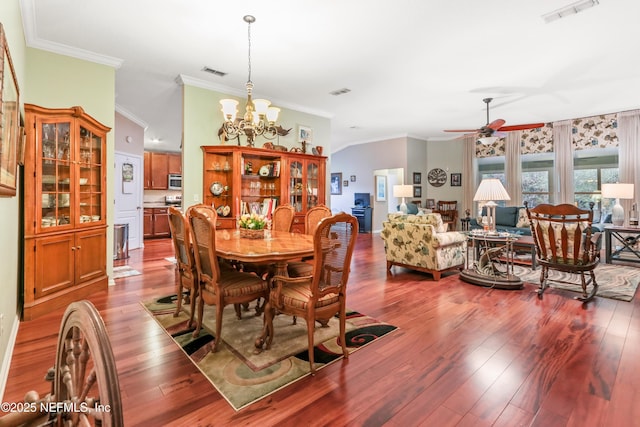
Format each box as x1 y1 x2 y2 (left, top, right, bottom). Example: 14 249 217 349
476 111 621 158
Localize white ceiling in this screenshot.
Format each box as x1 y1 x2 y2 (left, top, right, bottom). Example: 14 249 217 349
20 0 640 153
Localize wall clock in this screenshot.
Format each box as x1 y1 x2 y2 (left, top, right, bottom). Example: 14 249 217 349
427 168 447 187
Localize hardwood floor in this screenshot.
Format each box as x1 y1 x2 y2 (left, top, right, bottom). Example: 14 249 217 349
4 234 640 426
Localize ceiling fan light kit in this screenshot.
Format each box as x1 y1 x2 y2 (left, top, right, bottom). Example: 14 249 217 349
219 15 281 146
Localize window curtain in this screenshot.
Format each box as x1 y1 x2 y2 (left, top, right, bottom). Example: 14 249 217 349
553 120 573 204
618 110 640 211
463 135 478 216
504 131 522 206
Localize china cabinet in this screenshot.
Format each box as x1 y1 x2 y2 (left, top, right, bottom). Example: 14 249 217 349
201 146 326 231
23 104 110 320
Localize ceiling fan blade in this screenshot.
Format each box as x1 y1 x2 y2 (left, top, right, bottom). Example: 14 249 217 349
497 122 545 131
443 128 481 133
487 119 506 131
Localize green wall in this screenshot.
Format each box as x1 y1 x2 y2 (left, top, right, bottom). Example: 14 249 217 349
181 83 331 210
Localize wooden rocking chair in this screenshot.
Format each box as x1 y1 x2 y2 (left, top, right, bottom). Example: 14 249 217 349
525 202 601 302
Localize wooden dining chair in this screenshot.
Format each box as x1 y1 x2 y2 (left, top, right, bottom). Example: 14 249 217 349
271 204 295 232
187 204 269 352
525 201 601 302
256 212 359 373
167 207 198 326
288 205 332 277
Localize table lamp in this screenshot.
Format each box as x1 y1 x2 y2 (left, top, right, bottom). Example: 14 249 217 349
473 178 511 232
602 183 634 226
393 184 414 214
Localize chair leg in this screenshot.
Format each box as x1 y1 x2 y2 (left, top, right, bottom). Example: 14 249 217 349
576 271 598 303
212 303 224 352
193 294 205 338
255 301 275 351
173 270 183 318
307 317 316 375
187 284 198 329
537 266 549 299
339 309 348 360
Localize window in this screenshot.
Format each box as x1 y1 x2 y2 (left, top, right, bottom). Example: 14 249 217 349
573 147 619 220
522 152 554 207
477 156 508 208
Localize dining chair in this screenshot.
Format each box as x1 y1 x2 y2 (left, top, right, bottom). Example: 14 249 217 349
257 212 359 373
525 201 600 302
288 205 332 277
271 204 295 232
167 207 198 326
187 204 269 352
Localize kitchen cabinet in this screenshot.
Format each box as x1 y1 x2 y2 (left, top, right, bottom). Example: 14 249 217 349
144 151 181 189
201 146 327 230
23 104 110 320
144 207 170 238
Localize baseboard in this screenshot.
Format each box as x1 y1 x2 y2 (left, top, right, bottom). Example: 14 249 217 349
0 312 21 402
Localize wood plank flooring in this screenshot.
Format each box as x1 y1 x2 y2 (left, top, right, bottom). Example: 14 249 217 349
3 235 640 426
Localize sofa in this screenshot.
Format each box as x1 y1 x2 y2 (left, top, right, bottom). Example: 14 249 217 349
381 213 467 280
469 206 531 235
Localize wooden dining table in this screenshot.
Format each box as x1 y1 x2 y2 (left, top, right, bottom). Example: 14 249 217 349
215 228 314 276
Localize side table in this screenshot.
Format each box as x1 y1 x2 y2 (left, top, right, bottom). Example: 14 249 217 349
460 232 523 290
604 226 640 264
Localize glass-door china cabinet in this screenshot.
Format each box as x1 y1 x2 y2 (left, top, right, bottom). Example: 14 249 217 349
23 104 110 320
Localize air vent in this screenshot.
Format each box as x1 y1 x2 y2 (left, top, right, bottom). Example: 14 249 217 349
202 66 227 77
330 88 351 96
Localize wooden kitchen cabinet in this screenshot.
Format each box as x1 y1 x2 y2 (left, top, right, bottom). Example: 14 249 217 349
144 207 170 238
23 104 110 320
168 153 182 174
144 151 181 189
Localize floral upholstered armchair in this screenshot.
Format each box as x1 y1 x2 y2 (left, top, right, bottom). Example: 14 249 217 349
380 213 467 280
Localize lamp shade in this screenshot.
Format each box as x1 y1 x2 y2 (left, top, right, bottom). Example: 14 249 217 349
393 185 414 198
601 183 634 199
473 178 511 202
478 136 499 145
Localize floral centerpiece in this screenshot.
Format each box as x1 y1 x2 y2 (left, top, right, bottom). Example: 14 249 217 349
238 213 267 239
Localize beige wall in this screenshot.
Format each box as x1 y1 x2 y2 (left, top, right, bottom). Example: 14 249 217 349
181 83 331 211
114 112 145 156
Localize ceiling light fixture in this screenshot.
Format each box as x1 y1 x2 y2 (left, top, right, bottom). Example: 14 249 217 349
542 0 599 24
478 136 499 145
219 15 280 146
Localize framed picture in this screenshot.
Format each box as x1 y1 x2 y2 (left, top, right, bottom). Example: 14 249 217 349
0 24 20 197
413 172 421 185
375 175 386 202
350 175 356 182
451 173 461 187
343 180 349 187
414 186 422 198
331 172 342 195
425 198 435 209
298 125 313 143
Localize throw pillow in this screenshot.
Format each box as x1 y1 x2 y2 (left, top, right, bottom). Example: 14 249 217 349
516 208 530 228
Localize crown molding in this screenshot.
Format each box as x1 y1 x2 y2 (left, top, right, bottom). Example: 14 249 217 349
115 104 149 130
20 0 123 68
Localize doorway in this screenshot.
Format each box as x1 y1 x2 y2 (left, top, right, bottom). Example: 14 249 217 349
114 152 143 250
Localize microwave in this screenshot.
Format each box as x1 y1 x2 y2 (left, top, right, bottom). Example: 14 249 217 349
168 174 182 190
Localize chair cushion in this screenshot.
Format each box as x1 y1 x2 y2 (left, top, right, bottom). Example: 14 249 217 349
279 284 339 310
218 271 268 297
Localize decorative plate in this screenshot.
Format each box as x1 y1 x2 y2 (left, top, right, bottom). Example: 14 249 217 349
222 205 231 217
427 168 447 187
259 165 270 177
210 181 224 196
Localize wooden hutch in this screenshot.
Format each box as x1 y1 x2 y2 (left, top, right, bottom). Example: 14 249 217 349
201 146 327 233
23 104 110 320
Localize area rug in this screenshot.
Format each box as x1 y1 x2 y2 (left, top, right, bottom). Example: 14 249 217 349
513 263 640 302
143 294 397 410
112 265 141 279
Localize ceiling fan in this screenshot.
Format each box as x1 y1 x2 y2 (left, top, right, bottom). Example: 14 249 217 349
444 98 545 143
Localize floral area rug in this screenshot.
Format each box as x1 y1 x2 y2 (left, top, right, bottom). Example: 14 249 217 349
513 263 640 302
143 294 397 410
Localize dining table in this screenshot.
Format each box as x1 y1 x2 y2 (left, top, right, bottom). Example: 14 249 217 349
215 228 315 276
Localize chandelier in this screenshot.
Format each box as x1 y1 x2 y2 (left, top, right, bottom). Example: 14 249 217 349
219 15 280 146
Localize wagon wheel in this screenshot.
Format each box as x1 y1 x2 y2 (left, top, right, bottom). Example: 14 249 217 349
52 300 123 427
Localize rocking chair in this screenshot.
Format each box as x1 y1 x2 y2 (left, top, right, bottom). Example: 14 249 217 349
525 201 601 302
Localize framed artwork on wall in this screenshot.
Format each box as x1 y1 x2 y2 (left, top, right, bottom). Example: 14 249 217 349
414 186 422 198
426 198 435 209
451 173 461 187
331 172 342 195
375 175 386 202
0 24 20 197
413 172 421 184
350 175 356 182
343 180 349 187
298 125 313 143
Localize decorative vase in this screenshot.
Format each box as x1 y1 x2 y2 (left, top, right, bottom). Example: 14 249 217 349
239 228 265 239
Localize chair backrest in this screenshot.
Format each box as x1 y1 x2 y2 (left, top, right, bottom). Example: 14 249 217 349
305 205 332 235
310 212 359 298
168 206 195 275
186 205 221 284
525 202 597 265
272 204 295 232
